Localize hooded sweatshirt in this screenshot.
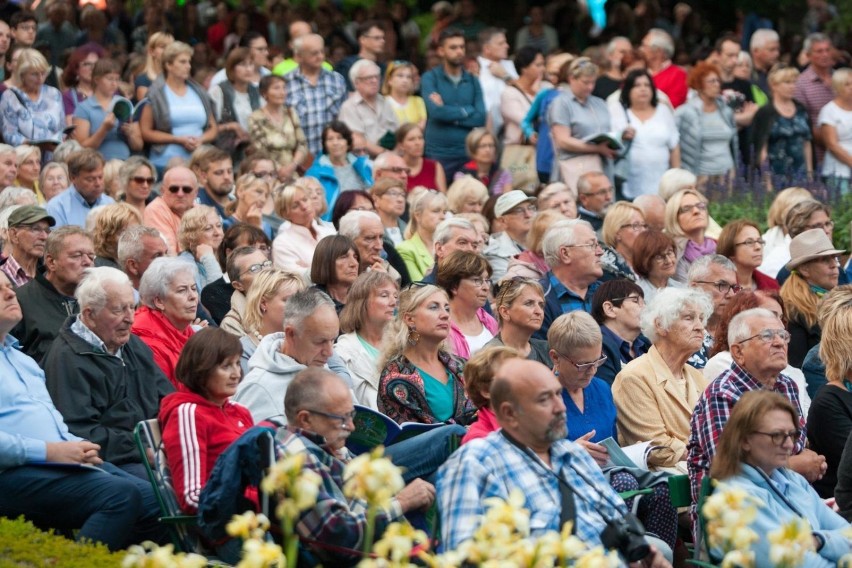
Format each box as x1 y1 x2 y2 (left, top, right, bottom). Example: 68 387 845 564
232 332 306 423
159 391 253 513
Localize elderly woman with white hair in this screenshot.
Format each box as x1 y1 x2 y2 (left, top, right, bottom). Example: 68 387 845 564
446 175 489 215
271 183 336 274
39 162 69 204
536 182 577 219
131 257 201 388
338 58 399 158
0 144 18 188
612 287 713 471
42 266 174 479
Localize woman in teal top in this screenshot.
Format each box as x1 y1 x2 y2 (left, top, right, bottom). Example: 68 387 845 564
395 188 448 281
377 283 474 425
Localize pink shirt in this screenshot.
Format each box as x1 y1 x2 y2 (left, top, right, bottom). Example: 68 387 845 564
143 197 182 255
462 406 500 444
448 307 499 360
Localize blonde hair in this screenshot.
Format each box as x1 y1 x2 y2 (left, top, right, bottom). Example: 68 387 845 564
226 174 270 217
602 201 644 248
494 278 544 325
162 41 194 78
13 144 40 167
14 48 49 85
658 168 697 201
447 175 488 213
664 189 707 240
818 285 852 383
103 159 123 199
380 284 449 366
145 32 174 77
178 205 217 252
527 209 565 254
768 64 800 86
766 187 813 230
405 188 447 239
780 270 821 329
831 68 852 93
273 184 307 219
464 128 495 159
339 271 399 333
92 202 143 261
243 269 308 336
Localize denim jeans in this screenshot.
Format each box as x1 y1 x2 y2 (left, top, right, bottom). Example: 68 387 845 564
384 424 467 484
0 461 166 550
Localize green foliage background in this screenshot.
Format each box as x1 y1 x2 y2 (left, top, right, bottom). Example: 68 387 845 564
0 517 125 567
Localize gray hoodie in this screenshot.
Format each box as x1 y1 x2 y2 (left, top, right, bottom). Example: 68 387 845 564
233 332 354 423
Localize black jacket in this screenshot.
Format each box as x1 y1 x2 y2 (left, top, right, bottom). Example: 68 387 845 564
43 317 174 465
11 270 78 363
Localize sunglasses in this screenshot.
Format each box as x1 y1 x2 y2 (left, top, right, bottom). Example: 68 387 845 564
132 176 155 185
167 185 195 194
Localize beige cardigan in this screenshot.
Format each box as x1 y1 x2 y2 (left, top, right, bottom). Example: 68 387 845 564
612 345 707 469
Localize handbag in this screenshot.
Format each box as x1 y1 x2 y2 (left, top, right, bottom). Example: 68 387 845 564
558 154 604 192
613 105 633 194
500 144 538 194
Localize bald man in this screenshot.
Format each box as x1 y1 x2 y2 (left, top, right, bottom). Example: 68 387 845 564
437 359 671 566
633 194 666 232
143 167 198 255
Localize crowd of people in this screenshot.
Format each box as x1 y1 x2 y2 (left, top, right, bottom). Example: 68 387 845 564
1 0 852 566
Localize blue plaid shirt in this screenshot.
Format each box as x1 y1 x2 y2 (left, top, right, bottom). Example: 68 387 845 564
534 273 601 340
436 430 627 551
283 68 348 154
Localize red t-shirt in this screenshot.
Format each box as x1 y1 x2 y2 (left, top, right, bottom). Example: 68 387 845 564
653 64 688 108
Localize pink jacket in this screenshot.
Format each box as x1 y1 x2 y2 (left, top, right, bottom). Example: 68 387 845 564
462 406 500 444
448 307 499 359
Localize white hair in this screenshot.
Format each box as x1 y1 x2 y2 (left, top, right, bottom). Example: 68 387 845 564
349 58 380 86
686 254 737 284
434 217 475 245
728 307 780 346
640 287 714 343
373 152 400 170
339 210 382 240
645 28 675 59
606 36 631 56
75 267 132 312
117 225 167 267
0 187 38 211
139 257 198 309
750 29 779 52
293 33 323 55
0 144 14 156
541 218 593 266
658 168 697 201
803 32 831 53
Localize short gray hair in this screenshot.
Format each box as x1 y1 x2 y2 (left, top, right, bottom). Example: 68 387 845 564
53 140 83 164
547 311 602 355
117 225 167 267
657 168 697 201
804 32 831 53
640 287 713 343
687 254 736 284
0 187 38 211
283 288 336 330
0 144 13 156
728 307 780 346
339 210 381 240
750 29 779 52
541 219 593 266
373 152 398 171
349 58 380 86
293 33 323 55
139 257 198 308
645 28 674 59
606 36 631 56
75 266 132 313
434 217 475 246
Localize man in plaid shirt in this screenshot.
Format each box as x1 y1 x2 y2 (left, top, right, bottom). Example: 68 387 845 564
687 308 826 510
275 368 448 565
283 34 348 155
437 359 671 567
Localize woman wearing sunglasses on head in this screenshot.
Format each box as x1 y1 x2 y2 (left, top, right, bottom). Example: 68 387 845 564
664 188 716 283
484 277 550 366
548 311 679 552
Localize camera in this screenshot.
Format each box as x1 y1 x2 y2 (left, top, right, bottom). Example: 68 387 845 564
600 513 651 562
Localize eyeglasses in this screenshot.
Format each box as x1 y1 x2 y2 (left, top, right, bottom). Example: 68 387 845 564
565 241 603 252
16 224 51 235
381 167 411 175
555 351 608 375
363 34 385 41
735 238 765 248
652 250 676 263
610 295 644 306
678 202 708 215
581 187 613 198
620 222 648 231
752 429 800 446
694 280 742 294
815 255 841 266
132 176 155 185
167 185 195 194
241 260 273 276
807 220 834 231
253 171 277 179
505 204 537 216
382 190 406 199
466 276 492 288
737 328 791 345
352 148 369 157
67 251 96 262
357 74 380 82
402 281 430 292
306 408 357 429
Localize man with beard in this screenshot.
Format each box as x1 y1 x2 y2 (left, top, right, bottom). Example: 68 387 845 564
421 28 486 180
191 146 235 220
436 358 671 567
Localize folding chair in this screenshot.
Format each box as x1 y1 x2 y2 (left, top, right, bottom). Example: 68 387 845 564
134 419 201 553
688 475 719 568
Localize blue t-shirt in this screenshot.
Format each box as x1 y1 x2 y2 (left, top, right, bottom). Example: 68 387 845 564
150 85 207 169
74 95 131 160
562 377 617 443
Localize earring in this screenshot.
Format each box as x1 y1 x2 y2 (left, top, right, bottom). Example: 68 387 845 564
407 326 420 347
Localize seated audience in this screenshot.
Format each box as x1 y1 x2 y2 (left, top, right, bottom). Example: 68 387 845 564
46 149 114 229
591 279 651 385
537 182 578 219
143 166 199 256
485 277 550 365
12 226 93 362
370 178 408 246
43 267 173 480
436 250 498 358
310 234 360 314
305 120 373 218
177 205 224 291
338 209 407 285
330 189 375 229
484 190 537 282
417 217 479 283
686 254 741 369
335 271 399 409
761 199 835 282
378 283 474 425
601 201 647 278
460 346 523 443
446 175 489 216
14 145 41 201
131 257 199 388
758 187 815 278
575 172 613 233
272 183 336 274
612 287 712 471
397 123 446 193
91 203 142 269
116 225 168 297
218 246 272 337
39 161 70 204
116 156 156 217
248 75 309 181
454 128 512 195
0 270 164 551
666 188 716 283
709 391 850 567
396 188 448 281
224 174 273 239
505 209 564 281
160 328 254 513
1 205 53 288
716 219 779 291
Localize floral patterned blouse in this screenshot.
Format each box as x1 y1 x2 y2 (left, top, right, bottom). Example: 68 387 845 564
247 107 309 167
0 85 65 146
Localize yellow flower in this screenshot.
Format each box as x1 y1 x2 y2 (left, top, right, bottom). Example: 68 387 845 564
370 521 429 564
236 538 286 568
721 549 755 568
226 511 271 541
768 517 814 568
122 541 207 568
574 546 622 568
343 447 405 509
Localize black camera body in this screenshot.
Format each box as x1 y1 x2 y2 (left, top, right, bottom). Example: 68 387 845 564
600 512 651 562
